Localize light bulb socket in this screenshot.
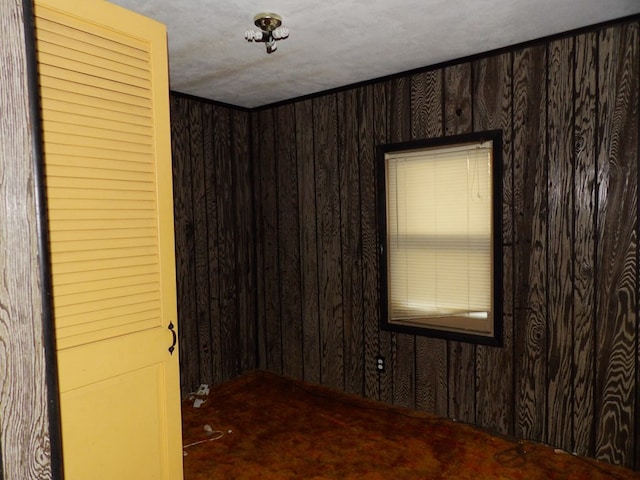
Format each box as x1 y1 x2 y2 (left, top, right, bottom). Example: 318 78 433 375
254 13 282 32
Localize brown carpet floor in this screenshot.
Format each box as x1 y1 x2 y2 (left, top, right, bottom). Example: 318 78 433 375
181 370 639 479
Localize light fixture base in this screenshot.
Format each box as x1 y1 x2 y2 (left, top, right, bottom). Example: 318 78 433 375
254 13 282 32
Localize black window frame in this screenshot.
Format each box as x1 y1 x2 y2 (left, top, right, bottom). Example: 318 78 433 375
376 130 504 347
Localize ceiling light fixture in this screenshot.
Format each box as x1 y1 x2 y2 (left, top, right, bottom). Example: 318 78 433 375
245 13 289 54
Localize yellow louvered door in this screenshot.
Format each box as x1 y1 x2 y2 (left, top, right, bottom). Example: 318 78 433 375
34 1 183 478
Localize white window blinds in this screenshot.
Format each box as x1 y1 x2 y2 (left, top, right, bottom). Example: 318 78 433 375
384 141 493 334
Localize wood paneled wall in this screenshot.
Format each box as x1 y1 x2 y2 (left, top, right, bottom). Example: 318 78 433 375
170 18 640 470
169 94 256 395
0 0 57 478
251 20 639 468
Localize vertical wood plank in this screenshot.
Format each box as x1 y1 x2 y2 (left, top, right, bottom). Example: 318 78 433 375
387 76 416 409
313 94 344 389
275 104 304 379
444 62 475 423
213 105 240 382
410 70 444 139
189 101 214 385
473 52 514 435
171 98 255 385
572 30 598 459
203 103 222 385
595 23 638 468
410 69 449 417
374 81 393 404
256 109 282 373
230 109 256 374
296 99 321 383
252 110 267 369
338 89 365 395
170 96 199 394
444 63 473 136
0 2 55 475
546 36 575 452
513 44 548 442
359 84 380 400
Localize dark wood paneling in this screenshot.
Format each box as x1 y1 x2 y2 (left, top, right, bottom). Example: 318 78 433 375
252 109 267 371
313 94 345 390
295 99 321 383
275 104 304 378
444 63 476 424
572 30 598 459
338 89 365 396
256 109 282 374
444 63 473 136
213 106 241 382
595 23 638 468
170 95 255 392
359 85 380 400
410 70 449 418
189 102 214 385
546 37 575 452
230 109 256 374
170 95 199 394
373 82 393 404
203 103 222 385
410 70 444 139
387 77 416 409
473 52 514 435
171 17 640 471
512 44 549 442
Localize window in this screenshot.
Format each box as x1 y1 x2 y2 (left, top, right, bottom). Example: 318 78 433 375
377 131 503 346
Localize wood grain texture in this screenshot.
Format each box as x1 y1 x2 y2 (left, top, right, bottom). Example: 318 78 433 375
444 62 476 423
189 101 214 385
410 70 444 139
202 103 222 385
338 89 365 396
295 99 321 384
513 44 548 442
0 2 54 476
169 17 640 471
252 110 267 371
572 30 598 459
415 337 448 416
444 63 473 136
313 94 345 390
594 23 638 468
230 109 256 374
388 76 412 143
387 76 416 409
546 37 575 452
212 106 237 381
358 85 381 401
170 95 199 394
373 81 393 404
256 109 282 374
275 104 304 379
473 52 514 435
411 69 449 417
172 98 255 386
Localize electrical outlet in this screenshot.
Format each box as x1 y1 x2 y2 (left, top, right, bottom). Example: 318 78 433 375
376 355 385 373
196 383 209 396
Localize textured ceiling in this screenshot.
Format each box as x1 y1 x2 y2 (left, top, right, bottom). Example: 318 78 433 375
109 0 640 108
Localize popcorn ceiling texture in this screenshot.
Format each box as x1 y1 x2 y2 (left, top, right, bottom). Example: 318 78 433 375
111 0 639 107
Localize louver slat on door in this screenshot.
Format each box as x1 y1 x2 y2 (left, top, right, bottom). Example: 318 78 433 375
36 6 163 350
